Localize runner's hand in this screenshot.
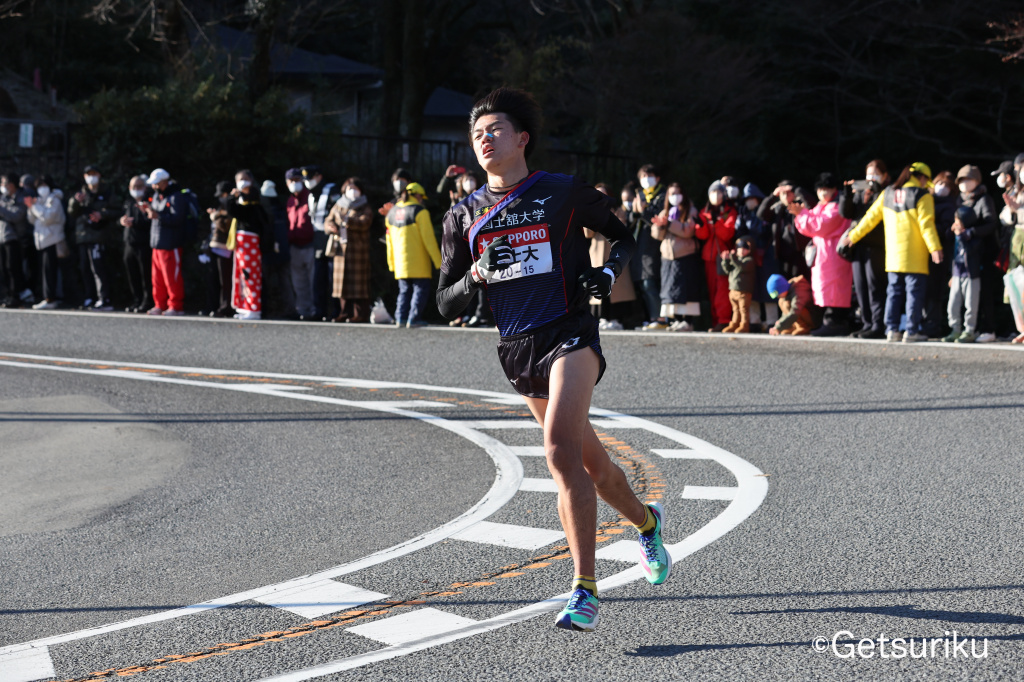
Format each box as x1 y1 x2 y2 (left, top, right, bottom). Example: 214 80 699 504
471 235 516 283
578 266 615 299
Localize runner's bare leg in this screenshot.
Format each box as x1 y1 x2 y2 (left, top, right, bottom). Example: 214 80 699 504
523 348 647 577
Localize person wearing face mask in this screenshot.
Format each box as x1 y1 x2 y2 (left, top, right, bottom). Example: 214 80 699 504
300 165 341 320
226 169 271 320
284 168 315 320
25 176 66 310
791 173 854 336
954 165 1003 341
839 162 943 343
144 168 190 315
324 177 374 323
66 165 119 311
648 183 699 331
735 183 779 330
632 164 667 329
696 180 738 331
924 171 957 339
118 175 153 313
721 176 741 203
0 173 33 308
839 159 890 338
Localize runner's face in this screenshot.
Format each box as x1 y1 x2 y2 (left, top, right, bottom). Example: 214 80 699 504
472 113 527 171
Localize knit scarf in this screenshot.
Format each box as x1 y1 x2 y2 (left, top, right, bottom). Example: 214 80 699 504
336 194 368 212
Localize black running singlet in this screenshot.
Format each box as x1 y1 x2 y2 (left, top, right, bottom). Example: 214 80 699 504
438 173 634 337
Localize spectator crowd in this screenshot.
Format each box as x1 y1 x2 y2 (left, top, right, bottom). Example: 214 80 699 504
1 157 1023 344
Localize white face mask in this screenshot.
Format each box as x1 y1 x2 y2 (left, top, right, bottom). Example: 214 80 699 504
959 180 977 194
668 194 683 206
393 179 407 193
866 172 882 183
85 174 100 187
934 184 950 197
130 189 145 200
288 181 303 193
708 190 723 206
303 178 317 190
0 186 9 197
463 179 477 193
745 198 760 211
236 179 252 191
639 176 656 189
725 185 739 200
36 186 50 199
997 175 1008 189
345 188 361 201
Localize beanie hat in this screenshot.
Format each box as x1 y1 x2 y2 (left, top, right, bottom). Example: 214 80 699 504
766 274 789 299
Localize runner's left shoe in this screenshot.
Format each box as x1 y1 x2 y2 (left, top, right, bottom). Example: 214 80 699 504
638 502 671 584
554 588 599 632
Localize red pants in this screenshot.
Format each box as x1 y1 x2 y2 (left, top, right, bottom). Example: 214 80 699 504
704 259 731 325
151 248 184 312
232 231 263 312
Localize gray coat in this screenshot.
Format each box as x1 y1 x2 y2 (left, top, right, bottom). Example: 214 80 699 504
0 193 28 244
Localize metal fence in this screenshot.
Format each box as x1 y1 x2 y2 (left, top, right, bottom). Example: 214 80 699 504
0 119 78 180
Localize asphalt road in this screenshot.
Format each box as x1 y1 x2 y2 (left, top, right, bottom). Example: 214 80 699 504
1 309 1023 682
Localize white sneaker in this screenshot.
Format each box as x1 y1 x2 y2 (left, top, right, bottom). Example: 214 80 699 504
92 299 114 312
32 299 59 310
605 319 624 330
232 310 260 320
886 330 904 343
163 309 186 317
597 318 610 330
668 320 692 332
976 332 997 343
146 307 165 316
902 332 928 343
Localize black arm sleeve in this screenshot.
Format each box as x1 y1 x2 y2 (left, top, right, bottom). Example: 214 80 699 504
838 186 854 220
435 208 481 320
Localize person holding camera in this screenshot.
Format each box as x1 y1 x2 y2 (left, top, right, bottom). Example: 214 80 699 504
632 164 666 329
757 180 812 284
839 162 943 343
68 165 119 311
839 159 890 338
697 180 738 331
119 175 153 313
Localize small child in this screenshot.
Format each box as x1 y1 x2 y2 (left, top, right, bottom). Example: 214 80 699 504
767 273 814 335
720 235 756 333
942 206 980 343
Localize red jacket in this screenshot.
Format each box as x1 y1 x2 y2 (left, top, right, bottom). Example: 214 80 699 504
695 205 737 261
286 189 313 247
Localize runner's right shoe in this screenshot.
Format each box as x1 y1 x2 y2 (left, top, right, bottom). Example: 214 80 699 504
554 588 599 632
638 502 671 584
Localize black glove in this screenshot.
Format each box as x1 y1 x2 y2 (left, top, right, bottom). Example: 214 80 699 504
578 266 615 299
471 235 516 283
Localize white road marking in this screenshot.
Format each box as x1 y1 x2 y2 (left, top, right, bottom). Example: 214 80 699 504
0 647 55 682
509 446 545 457
594 539 639 563
451 521 565 550
650 447 717 459
0 353 768 681
253 580 388 620
346 608 478 646
518 478 558 493
681 486 738 501
453 419 541 429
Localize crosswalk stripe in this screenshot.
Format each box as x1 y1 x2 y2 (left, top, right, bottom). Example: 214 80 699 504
681 485 738 500
650 448 718 459
451 521 565 549
346 608 478 646
0 646 55 682
594 539 639 563
253 579 388 620
519 478 558 492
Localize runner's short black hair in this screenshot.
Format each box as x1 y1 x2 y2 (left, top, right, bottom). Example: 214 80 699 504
468 87 542 160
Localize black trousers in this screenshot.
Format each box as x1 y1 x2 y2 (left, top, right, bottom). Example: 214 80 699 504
78 243 111 302
851 243 886 331
124 244 152 309
39 244 59 301
1 240 26 302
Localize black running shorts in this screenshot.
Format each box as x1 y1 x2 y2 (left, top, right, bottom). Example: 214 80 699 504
496 312 606 399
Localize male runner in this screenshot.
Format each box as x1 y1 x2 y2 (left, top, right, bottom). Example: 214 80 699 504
436 88 671 632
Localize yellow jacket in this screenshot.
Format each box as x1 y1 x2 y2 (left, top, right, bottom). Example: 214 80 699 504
847 177 942 275
385 199 442 279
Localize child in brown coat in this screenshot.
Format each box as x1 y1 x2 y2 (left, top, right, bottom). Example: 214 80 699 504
720 235 757 333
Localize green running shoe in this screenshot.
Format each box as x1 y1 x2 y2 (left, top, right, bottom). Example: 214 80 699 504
638 502 672 584
554 588 599 632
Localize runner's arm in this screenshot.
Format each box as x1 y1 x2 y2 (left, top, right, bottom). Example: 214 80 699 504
436 210 480 320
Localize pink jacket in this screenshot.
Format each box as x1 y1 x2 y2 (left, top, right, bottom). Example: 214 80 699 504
794 200 853 307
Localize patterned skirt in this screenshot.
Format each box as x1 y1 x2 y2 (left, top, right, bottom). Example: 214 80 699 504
232 231 263 312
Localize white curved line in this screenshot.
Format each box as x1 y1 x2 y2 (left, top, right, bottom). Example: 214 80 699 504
0 356 522 656
260 411 768 681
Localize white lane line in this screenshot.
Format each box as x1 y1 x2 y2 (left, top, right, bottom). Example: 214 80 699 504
259 407 769 681
650 448 717 459
0 357 523 658
0 646 55 682
509 446 545 457
681 486 738 501
518 478 558 493
594 540 638 563
453 420 541 429
450 521 565 550
346 608 478 646
253 580 388 620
